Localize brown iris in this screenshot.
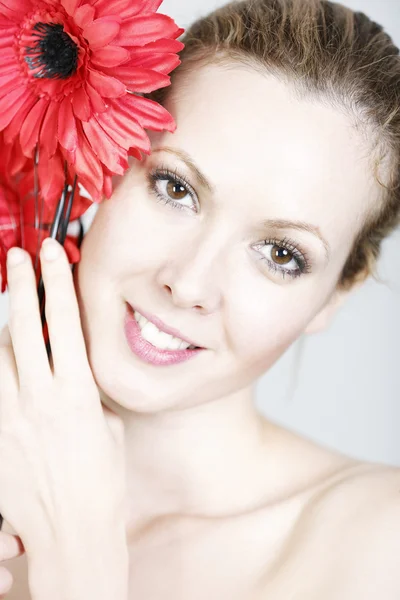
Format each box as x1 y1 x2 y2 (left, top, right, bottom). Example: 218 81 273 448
167 180 187 200
271 245 292 265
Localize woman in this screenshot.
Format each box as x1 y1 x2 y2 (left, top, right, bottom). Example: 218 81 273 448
1 0 400 598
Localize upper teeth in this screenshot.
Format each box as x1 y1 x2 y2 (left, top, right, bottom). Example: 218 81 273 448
134 311 197 351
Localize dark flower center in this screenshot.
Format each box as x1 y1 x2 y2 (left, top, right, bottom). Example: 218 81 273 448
25 22 79 79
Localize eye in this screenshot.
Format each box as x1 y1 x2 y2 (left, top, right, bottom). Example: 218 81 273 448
147 168 198 212
253 237 311 279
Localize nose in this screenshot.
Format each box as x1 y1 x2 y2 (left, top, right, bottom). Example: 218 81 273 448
156 229 226 314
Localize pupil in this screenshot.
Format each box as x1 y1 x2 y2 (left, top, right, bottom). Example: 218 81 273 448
25 22 79 79
167 181 186 199
273 246 291 265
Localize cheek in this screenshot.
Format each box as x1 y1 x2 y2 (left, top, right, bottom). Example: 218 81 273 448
79 190 158 275
227 278 318 371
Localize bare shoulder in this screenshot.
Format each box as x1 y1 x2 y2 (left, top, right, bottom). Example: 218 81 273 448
303 460 400 596
315 459 400 518
268 422 400 596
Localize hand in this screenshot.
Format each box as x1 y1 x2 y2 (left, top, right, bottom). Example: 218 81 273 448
0 239 127 560
0 531 25 598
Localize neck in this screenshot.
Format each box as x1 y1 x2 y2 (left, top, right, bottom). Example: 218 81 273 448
100 387 271 525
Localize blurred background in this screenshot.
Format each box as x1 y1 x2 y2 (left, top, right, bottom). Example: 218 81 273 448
0 0 399 465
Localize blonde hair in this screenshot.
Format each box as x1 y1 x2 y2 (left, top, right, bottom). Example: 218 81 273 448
151 0 400 290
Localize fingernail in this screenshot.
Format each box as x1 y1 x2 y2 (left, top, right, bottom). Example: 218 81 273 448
7 247 26 267
42 238 61 261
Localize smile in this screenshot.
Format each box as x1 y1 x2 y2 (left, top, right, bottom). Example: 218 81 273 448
123 304 204 366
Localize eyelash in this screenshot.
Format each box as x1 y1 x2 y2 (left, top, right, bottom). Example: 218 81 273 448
147 167 312 279
255 236 311 279
147 166 198 212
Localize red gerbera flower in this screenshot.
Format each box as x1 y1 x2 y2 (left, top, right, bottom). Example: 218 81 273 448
0 174 90 292
0 135 92 292
0 0 184 202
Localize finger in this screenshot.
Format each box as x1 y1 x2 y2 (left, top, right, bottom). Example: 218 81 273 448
0 326 19 426
0 532 24 561
0 326 18 389
0 566 13 597
40 239 92 381
6 248 52 389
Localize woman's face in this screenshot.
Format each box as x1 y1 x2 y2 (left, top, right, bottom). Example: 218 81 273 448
76 62 377 412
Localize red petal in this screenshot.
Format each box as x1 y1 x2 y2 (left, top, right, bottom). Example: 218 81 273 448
3 94 37 144
0 0 31 13
0 0 30 20
0 71 21 97
82 118 127 174
124 52 180 75
88 69 125 98
37 152 65 205
2 137 31 176
94 0 163 19
64 237 81 264
58 97 78 153
141 0 164 11
66 189 92 220
91 45 130 67
0 86 31 129
20 97 49 156
0 31 17 49
61 0 81 17
39 101 59 157
83 17 121 50
0 13 18 28
131 37 184 54
72 86 92 121
95 108 150 152
64 127 104 201
86 82 107 113
107 66 170 92
93 0 138 19
117 94 175 132
74 4 95 29
114 14 181 47
128 147 142 161
0 59 21 77
103 173 113 198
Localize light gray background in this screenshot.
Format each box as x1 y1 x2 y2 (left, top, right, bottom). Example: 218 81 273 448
0 0 399 465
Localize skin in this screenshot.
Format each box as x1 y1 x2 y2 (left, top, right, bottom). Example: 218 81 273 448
3 62 400 599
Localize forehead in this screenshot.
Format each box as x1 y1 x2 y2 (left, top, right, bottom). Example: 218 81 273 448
154 63 377 244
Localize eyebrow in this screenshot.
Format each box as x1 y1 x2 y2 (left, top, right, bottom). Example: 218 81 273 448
263 219 331 260
152 146 216 194
152 146 330 260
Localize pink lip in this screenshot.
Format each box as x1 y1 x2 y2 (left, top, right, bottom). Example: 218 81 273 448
129 303 200 348
123 304 204 366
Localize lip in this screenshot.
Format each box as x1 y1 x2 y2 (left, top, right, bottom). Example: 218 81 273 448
127 303 202 348
124 304 205 366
